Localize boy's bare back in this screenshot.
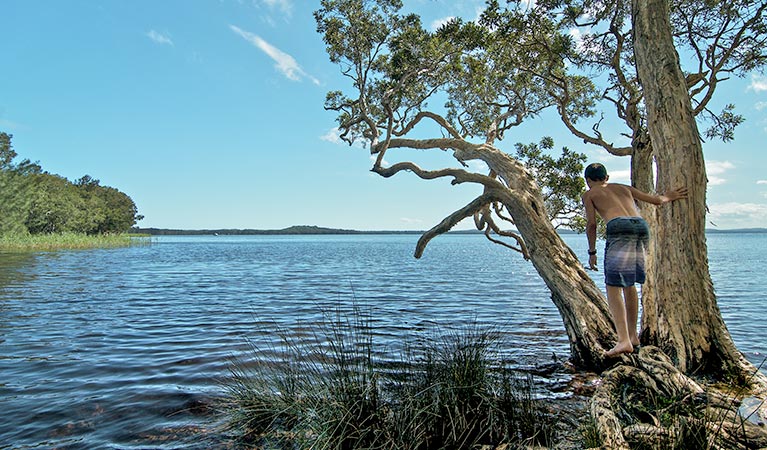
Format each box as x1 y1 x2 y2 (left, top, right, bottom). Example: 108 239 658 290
583 183 641 223
583 181 688 224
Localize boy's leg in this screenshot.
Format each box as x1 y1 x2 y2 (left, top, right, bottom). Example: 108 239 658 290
606 285 634 357
623 285 640 347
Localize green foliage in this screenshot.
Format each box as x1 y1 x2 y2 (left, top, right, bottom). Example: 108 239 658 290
704 103 745 143
0 132 17 169
316 0 597 233
514 137 586 228
220 307 563 449
0 133 142 236
0 132 34 235
531 0 767 151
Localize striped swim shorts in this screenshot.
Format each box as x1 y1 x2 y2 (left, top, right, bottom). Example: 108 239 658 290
604 216 650 287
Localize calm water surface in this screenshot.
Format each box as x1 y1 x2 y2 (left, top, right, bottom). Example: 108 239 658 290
1 233 765 449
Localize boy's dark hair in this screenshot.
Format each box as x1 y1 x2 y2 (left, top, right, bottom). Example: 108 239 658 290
584 163 608 181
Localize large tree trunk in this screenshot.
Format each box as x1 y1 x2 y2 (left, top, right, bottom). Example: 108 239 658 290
631 0 765 385
452 145 616 370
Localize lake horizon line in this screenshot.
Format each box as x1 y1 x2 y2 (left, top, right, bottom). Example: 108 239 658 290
130 224 767 236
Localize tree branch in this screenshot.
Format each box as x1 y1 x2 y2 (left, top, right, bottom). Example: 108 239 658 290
414 192 505 258
372 160 506 191
371 137 476 155
474 204 529 259
393 111 462 140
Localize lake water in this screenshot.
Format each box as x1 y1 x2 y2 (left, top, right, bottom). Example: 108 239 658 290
1 232 765 449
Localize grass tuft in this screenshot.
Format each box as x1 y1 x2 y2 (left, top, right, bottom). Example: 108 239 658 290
219 305 563 449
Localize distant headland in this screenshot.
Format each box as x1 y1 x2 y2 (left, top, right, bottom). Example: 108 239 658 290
130 225 767 236
131 225 423 235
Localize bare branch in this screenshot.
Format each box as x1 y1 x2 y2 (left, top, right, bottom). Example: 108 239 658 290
537 69 634 156
414 192 505 258
555 100 633 156
493 201 514 224
475 203 529 258
372 160 506 191
484 222 528 259
394 111 462 140
371 137 476 155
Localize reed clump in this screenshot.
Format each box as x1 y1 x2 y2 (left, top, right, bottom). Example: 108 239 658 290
0 232 148 252
220 305 566 449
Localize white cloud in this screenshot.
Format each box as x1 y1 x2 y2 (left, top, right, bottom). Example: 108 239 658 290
708 177 727 186
321 127 367 148
706 160 734 186
569 28 585 52
261 0 292 16
757 180 767 185
707 202 767 229
756 101 767 111
467 160 489 173
748 74 767 92
430 16 455 31
146 30 173 46
369 154 389 167
400 217 424 225
230 25 320 85
608 169 631 184
320 127 342 145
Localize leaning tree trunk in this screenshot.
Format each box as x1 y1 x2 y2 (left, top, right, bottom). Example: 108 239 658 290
451 144 617 370
632 0 766 385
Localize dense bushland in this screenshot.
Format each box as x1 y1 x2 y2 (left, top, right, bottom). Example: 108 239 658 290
0 132 142 236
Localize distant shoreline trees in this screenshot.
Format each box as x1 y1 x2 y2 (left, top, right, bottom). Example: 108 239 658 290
0 132 143 236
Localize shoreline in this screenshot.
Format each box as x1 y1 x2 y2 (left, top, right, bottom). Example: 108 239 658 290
131 225 767 236
0 232 148 252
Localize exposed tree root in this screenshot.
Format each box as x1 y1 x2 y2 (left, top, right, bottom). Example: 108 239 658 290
588 346 767 449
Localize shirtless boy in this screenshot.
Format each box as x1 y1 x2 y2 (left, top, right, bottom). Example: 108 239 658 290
582 163 688 357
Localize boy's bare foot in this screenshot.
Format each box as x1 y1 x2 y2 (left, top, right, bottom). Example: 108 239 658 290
606 341 634 358
631 338 640 347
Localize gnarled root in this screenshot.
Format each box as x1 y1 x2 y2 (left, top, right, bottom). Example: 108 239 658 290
588 346 767 449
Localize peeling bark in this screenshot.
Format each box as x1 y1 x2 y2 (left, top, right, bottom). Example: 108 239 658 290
631 0 767 390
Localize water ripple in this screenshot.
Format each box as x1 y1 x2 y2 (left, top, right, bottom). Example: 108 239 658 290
0 233 764 448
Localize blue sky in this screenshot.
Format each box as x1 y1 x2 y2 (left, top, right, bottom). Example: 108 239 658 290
2 0 766 231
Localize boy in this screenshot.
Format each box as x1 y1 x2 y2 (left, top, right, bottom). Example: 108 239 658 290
582 163 688 357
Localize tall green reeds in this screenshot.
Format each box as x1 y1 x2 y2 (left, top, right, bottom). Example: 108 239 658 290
0 232 148 251
220 305 562 449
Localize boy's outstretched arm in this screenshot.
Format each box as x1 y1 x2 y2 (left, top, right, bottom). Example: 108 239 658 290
629 186 688 205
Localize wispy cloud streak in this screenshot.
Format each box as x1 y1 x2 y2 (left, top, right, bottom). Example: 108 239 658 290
230 25 319 85
146 30 173 46
261 0 292 16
